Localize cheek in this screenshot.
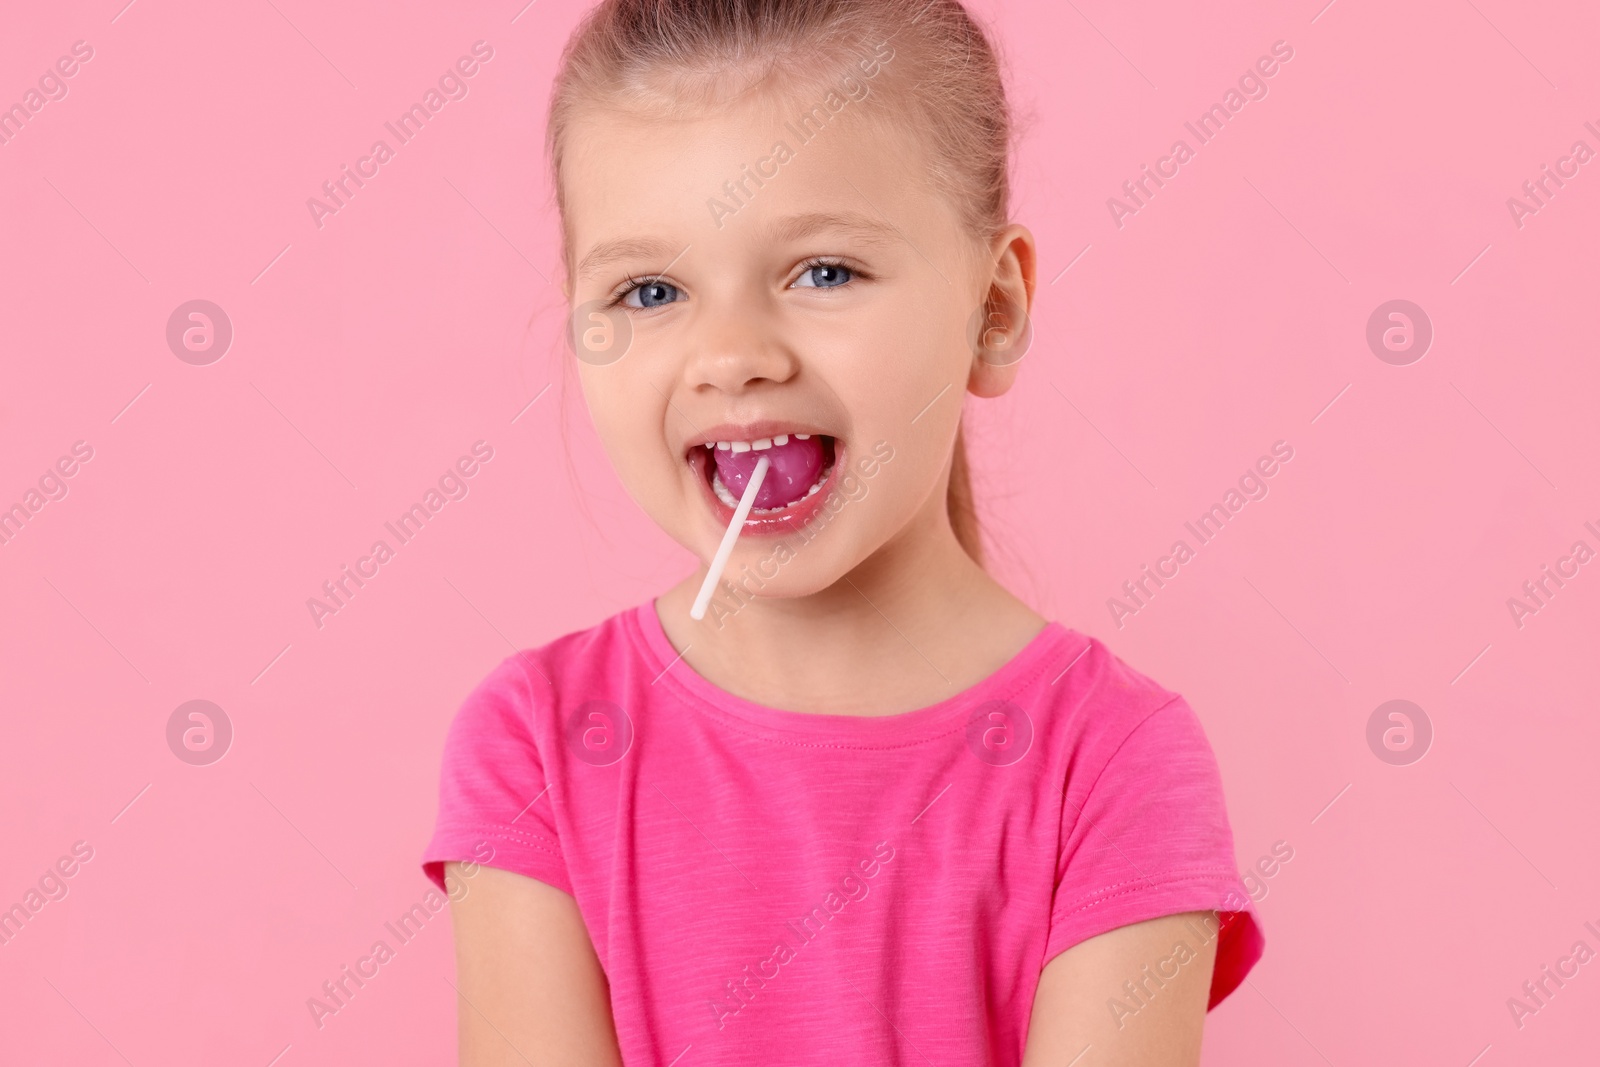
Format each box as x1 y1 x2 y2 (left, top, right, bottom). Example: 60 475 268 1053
815 305 969 524
578 372 673 488
832 309 967 427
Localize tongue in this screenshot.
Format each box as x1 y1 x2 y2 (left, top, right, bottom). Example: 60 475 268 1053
714 437 826 509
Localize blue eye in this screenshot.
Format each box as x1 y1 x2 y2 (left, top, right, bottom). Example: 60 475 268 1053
794 263 852 288
615 261 854 307
624 280 681 308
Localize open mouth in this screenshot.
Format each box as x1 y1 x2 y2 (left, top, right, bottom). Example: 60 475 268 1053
685 431 841 532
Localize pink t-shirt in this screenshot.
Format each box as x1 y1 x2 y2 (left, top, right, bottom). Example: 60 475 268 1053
423 601 1263 1065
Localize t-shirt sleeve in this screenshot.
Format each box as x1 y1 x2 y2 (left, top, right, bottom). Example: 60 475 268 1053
1044 695 1264 1008
421 652 573 896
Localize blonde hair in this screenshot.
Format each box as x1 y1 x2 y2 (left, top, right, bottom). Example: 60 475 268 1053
547 0 1014 565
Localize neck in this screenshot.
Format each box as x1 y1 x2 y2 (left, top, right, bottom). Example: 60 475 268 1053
656 503 1044 716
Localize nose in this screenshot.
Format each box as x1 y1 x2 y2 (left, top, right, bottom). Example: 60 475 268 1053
681 304 800 396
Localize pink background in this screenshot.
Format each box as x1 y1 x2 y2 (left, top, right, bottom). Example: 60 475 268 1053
3 0 1597 1063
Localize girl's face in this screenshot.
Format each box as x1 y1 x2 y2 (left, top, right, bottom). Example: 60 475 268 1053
561 86 1025 599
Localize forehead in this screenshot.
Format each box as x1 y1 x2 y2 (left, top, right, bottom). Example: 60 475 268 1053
560 91 943 273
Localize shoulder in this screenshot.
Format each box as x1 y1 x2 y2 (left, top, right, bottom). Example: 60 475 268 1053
1030 627 1232 820
440 605 647 742
1058 630 1183 714
1038 629 1260 1004
1043 628 1201 768
1040 628 1235 860
425 612 650 899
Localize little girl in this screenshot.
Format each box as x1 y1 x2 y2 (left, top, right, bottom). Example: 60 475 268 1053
423 1 1263 1063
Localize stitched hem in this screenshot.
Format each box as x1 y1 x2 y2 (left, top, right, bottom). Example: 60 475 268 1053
422 823 572 895
1052 867 1241 922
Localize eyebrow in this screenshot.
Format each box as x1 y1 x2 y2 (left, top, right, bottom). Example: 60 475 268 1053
574 211 900 280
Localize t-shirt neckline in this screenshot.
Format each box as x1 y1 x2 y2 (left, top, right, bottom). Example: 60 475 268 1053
628 598 1076 746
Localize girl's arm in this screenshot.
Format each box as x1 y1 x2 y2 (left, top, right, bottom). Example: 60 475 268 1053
445 862 625 1066
1020 911 1219 1067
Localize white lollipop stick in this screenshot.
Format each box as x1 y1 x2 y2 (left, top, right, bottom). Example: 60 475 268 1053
690 456 770 620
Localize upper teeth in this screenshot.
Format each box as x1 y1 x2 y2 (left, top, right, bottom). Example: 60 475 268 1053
708 433 810 452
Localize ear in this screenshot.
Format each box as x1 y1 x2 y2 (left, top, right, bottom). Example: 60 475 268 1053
967 223 1037 400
